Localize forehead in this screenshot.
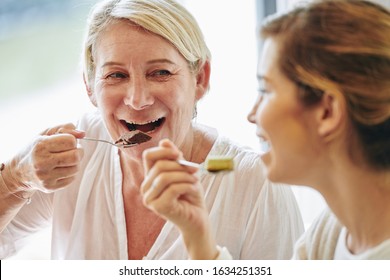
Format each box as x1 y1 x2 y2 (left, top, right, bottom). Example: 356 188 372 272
94 20 184 64
257 38 281 78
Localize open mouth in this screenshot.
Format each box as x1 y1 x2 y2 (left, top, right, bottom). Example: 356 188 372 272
260 140 271 154
259 137 271 155
120 117 165 133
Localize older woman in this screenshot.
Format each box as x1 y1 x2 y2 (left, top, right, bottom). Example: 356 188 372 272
142 0 390 259
0 0 303 259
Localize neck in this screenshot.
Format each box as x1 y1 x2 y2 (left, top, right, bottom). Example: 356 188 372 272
120 152 145 188
316 161 390 254
179 123 218 164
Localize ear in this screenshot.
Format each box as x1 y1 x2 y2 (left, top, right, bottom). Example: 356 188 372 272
83 73 97 107
195 61 211 101
315 91 346 140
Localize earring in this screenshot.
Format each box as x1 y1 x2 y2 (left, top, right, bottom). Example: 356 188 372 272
192 106 197 119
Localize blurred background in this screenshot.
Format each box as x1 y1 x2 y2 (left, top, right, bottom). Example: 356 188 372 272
0 0 97 259
0 0 96 150
2 0 389 259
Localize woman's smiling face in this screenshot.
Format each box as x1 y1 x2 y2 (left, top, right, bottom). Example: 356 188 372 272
90 20 205 156
248 38 321 185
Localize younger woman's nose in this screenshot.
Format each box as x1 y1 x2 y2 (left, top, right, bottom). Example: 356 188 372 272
247 109 256 124
247 95 262 124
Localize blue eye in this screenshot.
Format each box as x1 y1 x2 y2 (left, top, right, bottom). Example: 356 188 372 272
152 70 172 77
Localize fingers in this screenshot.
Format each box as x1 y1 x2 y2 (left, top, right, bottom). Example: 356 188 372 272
140 139 210 244
159 138 180 150
7 123 86 194
32 133 83 179
142 169 198 204
35 134 76 154
42 123 75 135
142 138 199 174
144 182 205 228
142 139 181 173
35 165 81 192
147 182 195 210
16 124 85 192
33 147 84 171
53 148 84 167
41 123 85 139
141 137 200 200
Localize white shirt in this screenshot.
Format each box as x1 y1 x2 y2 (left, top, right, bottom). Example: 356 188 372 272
293 209 390 259
334 227 390 260
1 111 304 259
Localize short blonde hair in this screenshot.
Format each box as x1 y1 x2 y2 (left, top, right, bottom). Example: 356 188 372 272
82 0 211 88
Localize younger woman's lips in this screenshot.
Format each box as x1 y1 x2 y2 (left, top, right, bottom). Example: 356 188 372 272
259 140 271 155
257 135 271 155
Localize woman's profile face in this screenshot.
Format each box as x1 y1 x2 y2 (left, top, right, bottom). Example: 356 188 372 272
248 38 321 185
90 20 205 157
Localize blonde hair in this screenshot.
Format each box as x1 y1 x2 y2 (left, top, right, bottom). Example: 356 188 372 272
82 0 211 88
261 0 390 169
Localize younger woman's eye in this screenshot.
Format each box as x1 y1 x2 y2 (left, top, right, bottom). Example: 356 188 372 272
257 78 271 96
257 88 270 96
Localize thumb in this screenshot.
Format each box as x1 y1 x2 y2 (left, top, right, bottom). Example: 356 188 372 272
69 129 86 139
159 139 183 159
56 127 85 139
159 139 180 152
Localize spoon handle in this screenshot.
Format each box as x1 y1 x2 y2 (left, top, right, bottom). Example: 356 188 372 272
80 137 120 147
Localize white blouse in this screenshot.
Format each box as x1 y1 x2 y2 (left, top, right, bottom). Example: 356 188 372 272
1 111 304 260
293 209 390 260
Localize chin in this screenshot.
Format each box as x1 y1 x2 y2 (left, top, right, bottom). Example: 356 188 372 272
260 155 284 183
264 167 276 182
260 151 271 166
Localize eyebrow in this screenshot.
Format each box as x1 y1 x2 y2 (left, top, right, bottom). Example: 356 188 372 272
101 59 177 69
101 62 125 68
147 59 176 65
257 74 270 82
256 74 270 81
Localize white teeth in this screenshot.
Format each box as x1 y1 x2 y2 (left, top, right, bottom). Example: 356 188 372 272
127 118 160 125
147 118 160 124
259 139 271 155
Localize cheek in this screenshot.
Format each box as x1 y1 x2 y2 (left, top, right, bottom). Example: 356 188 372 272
93 81 105 104
169 84 197 111
255 98 273 130
95 84 123 108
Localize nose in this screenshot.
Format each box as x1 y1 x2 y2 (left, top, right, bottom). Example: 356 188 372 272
247 105 256 124
123 76 154 110
247 95 262 124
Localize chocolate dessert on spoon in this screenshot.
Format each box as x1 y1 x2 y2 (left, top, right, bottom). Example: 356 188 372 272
82 130 151 148
114 131 152 147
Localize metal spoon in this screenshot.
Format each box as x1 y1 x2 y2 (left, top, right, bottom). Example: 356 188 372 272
81 131 151 148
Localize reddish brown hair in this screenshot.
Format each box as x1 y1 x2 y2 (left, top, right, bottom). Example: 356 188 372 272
261 0 390 169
